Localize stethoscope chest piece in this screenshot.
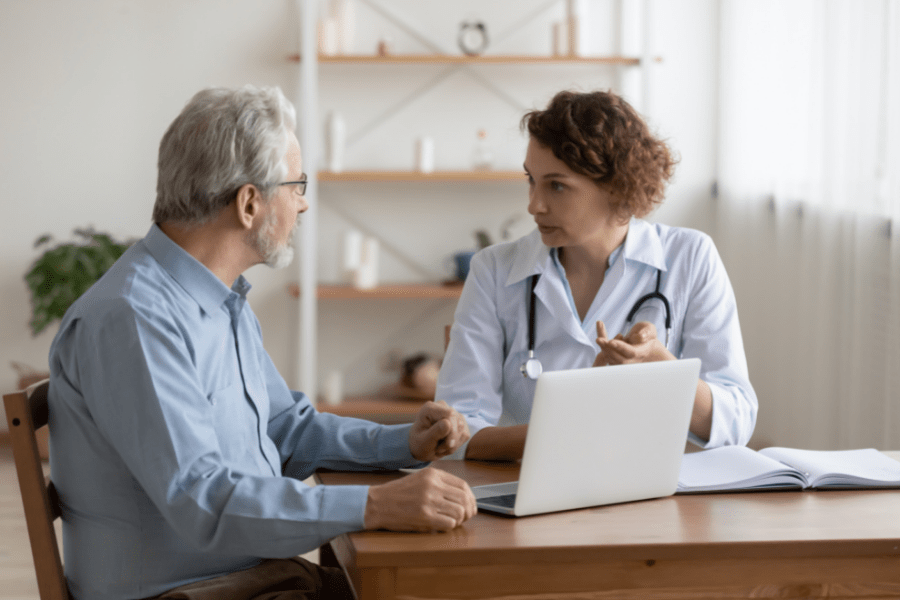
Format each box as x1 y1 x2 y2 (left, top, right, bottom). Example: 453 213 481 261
521 274 543 379
521 353 543 379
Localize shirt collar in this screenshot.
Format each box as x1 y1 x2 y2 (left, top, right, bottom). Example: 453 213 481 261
622 218 668 272
504 218 667 287
506 229 552 287
143 224 251 316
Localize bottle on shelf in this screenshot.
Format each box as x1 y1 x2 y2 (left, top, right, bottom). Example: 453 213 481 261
471 129 493 171
353 237 380 290
566 0 580 56
377 37 393 56
331 0 356 55
343 228 380 289
552 21 568 57
415 136 435 173
342 229 362 282
318 19 338 56
326 112 346 172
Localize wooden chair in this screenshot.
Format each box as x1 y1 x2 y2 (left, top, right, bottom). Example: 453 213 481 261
3 380 70 600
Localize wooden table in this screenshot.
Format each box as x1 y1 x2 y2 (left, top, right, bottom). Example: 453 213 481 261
315 397 423 424
316 458 900 600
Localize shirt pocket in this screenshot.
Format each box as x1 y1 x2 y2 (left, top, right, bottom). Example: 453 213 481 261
206 381 260 462
206 381 238 406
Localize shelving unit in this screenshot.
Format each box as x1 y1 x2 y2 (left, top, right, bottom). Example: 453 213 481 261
318 170 525 182
290 53 644 65
294 0 654 406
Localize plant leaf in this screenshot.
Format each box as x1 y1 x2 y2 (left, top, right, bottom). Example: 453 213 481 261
25 226 136 337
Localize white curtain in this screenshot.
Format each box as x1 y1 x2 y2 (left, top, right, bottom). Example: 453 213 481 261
717 0 900 450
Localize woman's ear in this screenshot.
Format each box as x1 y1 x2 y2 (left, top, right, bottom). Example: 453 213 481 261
234 183 263 230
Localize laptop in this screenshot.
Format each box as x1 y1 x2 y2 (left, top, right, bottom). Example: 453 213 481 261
473 358 701 517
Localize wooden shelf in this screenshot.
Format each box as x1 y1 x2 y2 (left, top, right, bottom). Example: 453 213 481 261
289 53 644 66
318 170 524 182
287 282 464 300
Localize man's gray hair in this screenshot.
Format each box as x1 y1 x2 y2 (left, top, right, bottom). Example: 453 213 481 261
153 85 297 225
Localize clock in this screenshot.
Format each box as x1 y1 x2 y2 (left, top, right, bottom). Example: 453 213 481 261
458 21 488 56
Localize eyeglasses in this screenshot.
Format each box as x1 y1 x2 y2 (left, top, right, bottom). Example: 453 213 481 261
276 175 307 196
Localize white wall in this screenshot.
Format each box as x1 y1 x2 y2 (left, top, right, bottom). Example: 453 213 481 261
0 0 302 427
0 0 720 427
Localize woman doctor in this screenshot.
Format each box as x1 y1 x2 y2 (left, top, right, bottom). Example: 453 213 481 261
436 90 757 461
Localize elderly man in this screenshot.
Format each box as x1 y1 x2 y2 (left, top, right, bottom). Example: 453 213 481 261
47 85 475 600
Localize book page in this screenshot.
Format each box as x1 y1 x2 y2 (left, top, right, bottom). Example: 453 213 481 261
759 448 900 488
677 446 807 492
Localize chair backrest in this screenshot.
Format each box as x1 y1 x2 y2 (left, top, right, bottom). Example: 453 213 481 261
3 380 70 600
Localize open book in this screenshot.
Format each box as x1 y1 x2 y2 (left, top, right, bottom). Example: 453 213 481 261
677 446 900 493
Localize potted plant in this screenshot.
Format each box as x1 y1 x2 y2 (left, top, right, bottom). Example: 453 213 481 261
25 227 133 337
15 227 133 458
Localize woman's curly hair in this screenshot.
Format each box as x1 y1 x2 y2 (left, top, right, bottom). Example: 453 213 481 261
521 90 677 220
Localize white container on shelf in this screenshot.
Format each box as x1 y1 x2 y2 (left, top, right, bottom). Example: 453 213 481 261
472 129 493 171
318 18 338 55
552 21 568 56
325 112 346 172
331 0 356 54
342 229 362 283
415 136 435 173
353 237 379 290
566 0 580 56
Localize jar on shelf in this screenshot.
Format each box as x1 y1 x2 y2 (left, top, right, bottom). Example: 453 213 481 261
471 129 493 171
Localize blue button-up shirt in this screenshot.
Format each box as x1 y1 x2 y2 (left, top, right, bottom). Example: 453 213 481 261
437 219 758 457
48 225 420 600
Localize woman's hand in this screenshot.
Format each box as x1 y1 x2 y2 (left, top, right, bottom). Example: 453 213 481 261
592 321 673 367
593 321 714 442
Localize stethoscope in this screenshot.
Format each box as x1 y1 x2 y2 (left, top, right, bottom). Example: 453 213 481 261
520 270 673 379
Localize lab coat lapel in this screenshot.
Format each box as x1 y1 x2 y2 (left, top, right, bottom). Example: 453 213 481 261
583 219 668 335
506 229 592 347
533 264 593 347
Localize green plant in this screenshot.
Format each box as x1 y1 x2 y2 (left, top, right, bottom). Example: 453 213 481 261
25 227 133 336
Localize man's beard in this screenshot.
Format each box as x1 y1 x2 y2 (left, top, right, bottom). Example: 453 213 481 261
252 211 297 269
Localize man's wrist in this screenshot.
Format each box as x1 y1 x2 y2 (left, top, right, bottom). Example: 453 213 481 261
363 485 379 530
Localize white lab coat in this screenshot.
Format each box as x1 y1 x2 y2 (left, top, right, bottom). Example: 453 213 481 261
437 218 758 458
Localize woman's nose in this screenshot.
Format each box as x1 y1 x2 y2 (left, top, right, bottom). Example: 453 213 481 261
527 191 544 215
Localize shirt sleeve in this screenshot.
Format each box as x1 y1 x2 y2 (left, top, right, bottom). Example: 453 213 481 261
257 330 426 478
434 249 507 459
69 300 377 559
679 235 758 448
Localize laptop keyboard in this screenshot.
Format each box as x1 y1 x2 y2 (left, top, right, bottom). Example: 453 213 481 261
480 493 517 509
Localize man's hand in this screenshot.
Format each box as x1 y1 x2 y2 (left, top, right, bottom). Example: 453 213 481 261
409 400 470 461
592 320 673 367
364 467 477 532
